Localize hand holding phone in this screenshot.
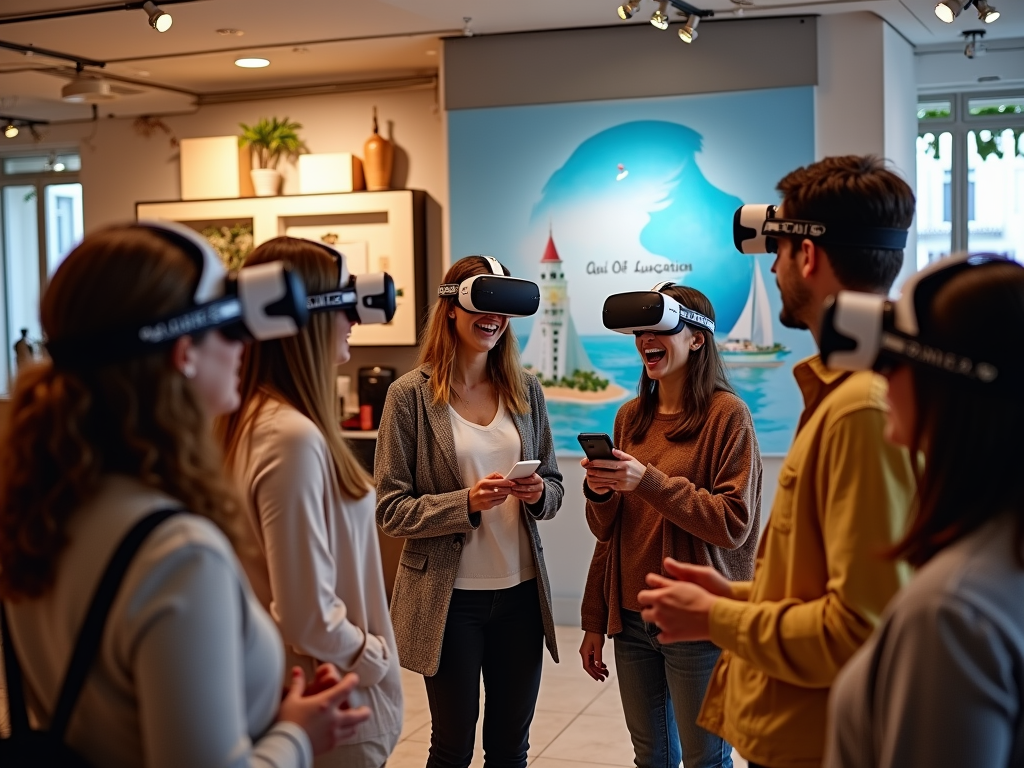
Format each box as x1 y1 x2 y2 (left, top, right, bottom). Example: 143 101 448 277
577 433 616 461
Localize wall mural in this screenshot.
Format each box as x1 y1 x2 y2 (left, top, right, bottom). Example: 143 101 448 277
449 87 816 455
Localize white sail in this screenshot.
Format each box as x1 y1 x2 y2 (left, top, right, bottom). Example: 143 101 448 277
751 262 774 348
727 273 756 341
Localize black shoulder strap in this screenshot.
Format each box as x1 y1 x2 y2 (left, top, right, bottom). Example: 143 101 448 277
1 507 184 738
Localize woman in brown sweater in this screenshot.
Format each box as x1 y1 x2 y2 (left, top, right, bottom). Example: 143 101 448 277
580 284 761 768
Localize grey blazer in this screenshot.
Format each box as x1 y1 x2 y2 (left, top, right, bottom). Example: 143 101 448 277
375 365 563 676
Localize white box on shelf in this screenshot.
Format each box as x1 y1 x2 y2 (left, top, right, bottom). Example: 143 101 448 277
298 153 365 194
180 136 253 200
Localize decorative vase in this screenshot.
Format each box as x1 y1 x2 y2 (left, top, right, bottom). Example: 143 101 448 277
363 107 394 192
250 167 281 197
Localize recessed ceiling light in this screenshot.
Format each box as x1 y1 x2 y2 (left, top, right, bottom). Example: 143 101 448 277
135 69 150 77
426 50 437 56
235 57 270 68
217 28 244 36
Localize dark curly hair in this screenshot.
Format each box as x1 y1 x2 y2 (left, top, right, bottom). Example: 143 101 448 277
0 225 242 600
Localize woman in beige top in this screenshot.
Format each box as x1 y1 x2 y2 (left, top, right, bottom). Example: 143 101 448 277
0 223 367 768
221 237 403 768
580 284 761 768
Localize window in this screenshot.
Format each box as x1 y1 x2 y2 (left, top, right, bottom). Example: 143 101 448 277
918 93 1024 266
0 151 83 392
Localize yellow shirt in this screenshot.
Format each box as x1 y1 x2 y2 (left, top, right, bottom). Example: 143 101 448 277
697 356 914 768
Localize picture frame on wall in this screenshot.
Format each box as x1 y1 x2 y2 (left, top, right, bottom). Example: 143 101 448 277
135 190 435 347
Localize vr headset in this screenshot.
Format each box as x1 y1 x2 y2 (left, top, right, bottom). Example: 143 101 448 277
733 204 909 255
820 253 1022 391
46 220 308 368
305 242 397 325
602 281 716 336
438 256 540 318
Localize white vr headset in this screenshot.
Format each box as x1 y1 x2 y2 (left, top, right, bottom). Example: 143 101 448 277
46 220 308 368
305 241 396 325
602 281 716 336
438 256 540 318
820 253 1022 390
733 204 909 255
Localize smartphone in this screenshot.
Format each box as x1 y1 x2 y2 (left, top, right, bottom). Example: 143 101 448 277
577 433 616 461
503 459 541 481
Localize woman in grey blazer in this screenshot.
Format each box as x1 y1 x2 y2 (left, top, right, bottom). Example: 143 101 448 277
376 255 562 768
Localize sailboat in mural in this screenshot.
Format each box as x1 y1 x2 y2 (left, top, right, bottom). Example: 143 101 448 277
719 261 790 368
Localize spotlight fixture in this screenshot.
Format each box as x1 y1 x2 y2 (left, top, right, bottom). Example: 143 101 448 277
964 29 987 58
935 0 970 22
975 0 1000 22
234 57 270 68
142 1 172 32
4 124 18 139
463 16 474 37
618 0 642 19
650 0 670 29
679 14 700 42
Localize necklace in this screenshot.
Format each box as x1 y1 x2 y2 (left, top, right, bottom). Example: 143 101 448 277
451 380 490 408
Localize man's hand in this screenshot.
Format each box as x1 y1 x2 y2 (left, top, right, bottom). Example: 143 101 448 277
662 558 736 598
638 573 718 644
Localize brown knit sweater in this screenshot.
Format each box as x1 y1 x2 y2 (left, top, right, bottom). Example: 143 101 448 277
581 390 762 636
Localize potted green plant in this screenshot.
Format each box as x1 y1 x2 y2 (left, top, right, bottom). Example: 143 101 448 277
238 116 305 197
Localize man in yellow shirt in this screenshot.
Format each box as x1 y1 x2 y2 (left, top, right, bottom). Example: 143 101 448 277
638 155 917 768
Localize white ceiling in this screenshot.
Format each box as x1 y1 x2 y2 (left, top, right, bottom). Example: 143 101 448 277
0 0 1021 123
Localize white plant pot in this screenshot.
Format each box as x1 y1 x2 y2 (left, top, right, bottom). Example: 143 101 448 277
250 168 281 197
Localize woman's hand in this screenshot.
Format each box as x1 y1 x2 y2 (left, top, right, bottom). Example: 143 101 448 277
510 472 545 505
278 667 371 756
579 631 610 682
469 472 515 512
582 449 647 493
637 574 717 644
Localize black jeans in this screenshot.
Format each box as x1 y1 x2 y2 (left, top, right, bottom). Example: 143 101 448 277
424 579 544 768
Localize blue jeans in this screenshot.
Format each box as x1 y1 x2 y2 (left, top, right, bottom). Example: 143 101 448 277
614 609 732 768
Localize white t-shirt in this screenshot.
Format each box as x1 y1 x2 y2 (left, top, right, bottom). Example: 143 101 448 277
449 401 536 590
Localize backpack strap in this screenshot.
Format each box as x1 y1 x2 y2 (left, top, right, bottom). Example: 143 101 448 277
1 507 184 739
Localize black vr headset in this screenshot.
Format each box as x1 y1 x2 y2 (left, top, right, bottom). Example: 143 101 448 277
820 253 1023 391
305 241 397 325
733 204 909 255
46 220 309 368
602 281 716 336
438 256 540 317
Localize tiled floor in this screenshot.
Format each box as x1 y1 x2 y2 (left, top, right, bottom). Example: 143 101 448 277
388 625 748 768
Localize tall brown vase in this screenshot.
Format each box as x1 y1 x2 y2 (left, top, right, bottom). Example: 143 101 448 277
363 106 394 191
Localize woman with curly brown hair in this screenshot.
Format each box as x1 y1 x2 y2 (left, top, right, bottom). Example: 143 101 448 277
0 223 368 768
220 237 403 768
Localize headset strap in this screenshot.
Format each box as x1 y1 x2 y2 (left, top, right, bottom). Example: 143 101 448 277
1 508 184 738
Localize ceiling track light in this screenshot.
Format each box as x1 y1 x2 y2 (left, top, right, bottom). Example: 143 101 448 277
963 29 987 58
0 114 49 140
4 124 18 139
650 1 670 30
679 14 700 42
142 1 172 32
974 0 1000 22
618 0 642 19
935 0 969 22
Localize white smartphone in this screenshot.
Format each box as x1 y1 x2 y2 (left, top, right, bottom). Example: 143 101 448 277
503 459 541 481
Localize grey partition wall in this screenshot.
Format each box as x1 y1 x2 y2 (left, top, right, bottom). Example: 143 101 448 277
444 16 818 110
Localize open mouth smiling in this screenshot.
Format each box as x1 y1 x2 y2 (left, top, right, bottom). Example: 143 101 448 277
476 321 500 336
643 347 666 365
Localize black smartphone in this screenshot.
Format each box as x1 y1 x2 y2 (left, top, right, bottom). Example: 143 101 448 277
577 432 616 461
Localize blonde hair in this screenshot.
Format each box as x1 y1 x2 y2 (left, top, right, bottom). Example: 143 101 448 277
219 237 373 499
0 225 243 600
419 255 529 414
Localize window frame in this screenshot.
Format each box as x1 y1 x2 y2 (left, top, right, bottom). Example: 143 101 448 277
918 90 1024 253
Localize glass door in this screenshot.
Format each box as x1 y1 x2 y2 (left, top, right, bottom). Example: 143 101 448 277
0 171 83 392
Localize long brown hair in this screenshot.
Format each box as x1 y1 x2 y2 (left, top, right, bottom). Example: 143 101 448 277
890 262 1024 567
627 285 734 443
0 225 243 600
418 255 529 414
218 237 372 499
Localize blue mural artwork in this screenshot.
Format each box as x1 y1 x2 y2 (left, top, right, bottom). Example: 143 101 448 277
449 87 816 455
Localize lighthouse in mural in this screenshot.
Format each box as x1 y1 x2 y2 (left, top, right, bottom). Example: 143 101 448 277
522 230 594 381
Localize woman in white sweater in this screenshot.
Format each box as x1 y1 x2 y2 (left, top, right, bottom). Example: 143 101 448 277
0 223 368 768
220 237 403 768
